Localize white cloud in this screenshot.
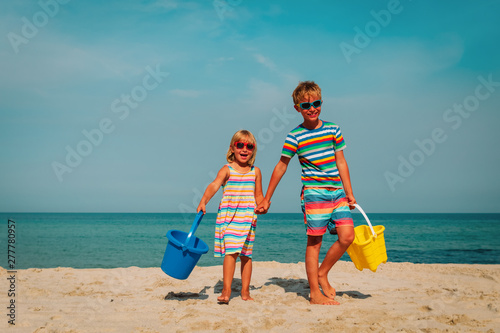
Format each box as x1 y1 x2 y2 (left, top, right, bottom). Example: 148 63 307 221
238 78 289 114
356 34 465 77
140 0 200 12
149 0 179 10
216 57 234 62
169 89 203 98
254 53 277 71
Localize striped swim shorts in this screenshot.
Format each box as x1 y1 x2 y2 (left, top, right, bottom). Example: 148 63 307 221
301 187 354 236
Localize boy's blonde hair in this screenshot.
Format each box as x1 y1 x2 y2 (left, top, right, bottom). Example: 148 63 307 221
292 81 322 105
226 130 257 166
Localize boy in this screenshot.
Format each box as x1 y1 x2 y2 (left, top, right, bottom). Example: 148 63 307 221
257 81 356 305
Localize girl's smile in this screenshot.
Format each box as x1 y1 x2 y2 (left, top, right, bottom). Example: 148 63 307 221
231 138 255 167
235 147 251 162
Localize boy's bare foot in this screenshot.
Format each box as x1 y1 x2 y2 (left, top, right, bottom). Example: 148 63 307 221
310 294 340 305
318 275 336 299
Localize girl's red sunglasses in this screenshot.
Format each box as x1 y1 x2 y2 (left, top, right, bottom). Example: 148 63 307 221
234 142 255 150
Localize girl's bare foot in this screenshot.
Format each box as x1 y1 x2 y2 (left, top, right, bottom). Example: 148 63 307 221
217 295 229 304
217 290 230 304
318 275 336 299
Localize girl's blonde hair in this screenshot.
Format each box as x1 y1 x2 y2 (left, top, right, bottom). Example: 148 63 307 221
226 130 257 166
292 80 322 105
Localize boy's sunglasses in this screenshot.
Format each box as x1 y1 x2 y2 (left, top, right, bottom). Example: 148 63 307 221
234 142 255 150
296 99 322 110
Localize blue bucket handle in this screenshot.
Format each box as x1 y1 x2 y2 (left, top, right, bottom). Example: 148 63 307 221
182 211 204 251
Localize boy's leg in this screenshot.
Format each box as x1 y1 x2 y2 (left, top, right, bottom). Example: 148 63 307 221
306 235 340 305
318 225 355 299
301 187 340 305
219 253 238 303
318 188 355 298
240 255 253 300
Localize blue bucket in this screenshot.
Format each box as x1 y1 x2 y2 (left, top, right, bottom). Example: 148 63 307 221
161 211 209 280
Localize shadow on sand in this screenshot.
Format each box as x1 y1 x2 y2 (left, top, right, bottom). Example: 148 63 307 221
264 277 310 300
337 290 372 299
164 278 371 302
164 286 210 301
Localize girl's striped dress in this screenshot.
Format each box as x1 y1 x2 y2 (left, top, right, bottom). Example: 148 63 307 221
214 164 257 258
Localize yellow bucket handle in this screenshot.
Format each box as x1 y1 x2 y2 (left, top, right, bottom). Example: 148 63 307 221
353 204 377 238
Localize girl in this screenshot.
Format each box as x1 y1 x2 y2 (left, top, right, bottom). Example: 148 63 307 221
197 130 264 304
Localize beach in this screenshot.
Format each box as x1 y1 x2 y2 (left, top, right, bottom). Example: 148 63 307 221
1 261 499 332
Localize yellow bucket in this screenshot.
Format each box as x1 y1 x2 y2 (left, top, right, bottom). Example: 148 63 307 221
346 204 387 272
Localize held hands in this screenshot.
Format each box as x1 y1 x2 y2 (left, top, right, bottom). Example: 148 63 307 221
255 199 271 215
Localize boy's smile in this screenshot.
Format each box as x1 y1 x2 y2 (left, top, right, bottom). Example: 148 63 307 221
295 94 322 129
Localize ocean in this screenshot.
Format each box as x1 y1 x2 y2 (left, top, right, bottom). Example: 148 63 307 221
1 213 499 269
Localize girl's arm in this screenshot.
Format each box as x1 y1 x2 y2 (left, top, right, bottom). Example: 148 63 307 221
254 166 264 208
335 150 356 208
196 165 230 214
255 156 290 213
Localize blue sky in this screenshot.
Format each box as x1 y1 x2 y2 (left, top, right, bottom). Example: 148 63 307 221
1 0 499 213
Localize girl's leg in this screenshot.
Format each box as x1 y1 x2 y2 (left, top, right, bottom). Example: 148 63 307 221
240 255 253 300
218 253 238 303
318 226 355 299
306 235 339 305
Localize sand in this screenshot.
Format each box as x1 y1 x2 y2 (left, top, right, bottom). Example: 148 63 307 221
1 261 499 332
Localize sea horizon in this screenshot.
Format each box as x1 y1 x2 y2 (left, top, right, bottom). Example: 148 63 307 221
2 211 499 214
1 212 499 269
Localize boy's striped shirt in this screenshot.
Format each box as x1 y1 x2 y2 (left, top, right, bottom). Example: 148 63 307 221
281 120 346 188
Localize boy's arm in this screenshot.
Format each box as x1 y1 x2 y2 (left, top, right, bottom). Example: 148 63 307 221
255 156 290 214
196 166 229 214
335 150 356 208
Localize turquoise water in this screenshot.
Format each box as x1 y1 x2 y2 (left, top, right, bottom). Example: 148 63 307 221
1 213 499 269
